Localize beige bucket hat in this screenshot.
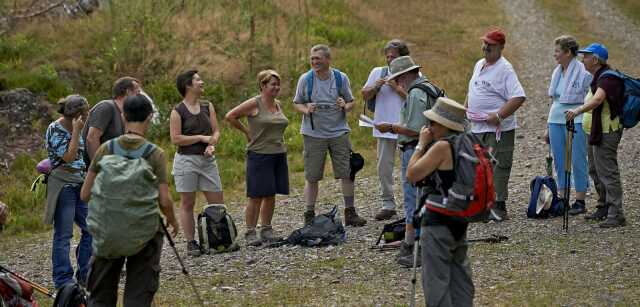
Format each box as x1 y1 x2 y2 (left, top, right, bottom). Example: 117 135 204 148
386 56 421 81
423 97 467 132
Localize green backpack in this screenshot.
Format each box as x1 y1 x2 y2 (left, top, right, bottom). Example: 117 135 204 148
87 138 160 259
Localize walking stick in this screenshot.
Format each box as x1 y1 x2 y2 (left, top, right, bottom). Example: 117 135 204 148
0 265 55 298
563 119 575 232
409 186 423 307
160 222 205 307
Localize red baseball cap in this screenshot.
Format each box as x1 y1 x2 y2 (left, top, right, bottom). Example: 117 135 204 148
481 29 506 45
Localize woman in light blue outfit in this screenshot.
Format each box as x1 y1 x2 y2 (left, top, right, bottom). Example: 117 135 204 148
544 35 592 215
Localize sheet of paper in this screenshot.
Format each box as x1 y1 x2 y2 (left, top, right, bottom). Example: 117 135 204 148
358 114 374 127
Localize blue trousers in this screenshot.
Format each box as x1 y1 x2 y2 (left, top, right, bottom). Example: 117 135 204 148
548 123 588 192
52 185 92 289
401 147 417 225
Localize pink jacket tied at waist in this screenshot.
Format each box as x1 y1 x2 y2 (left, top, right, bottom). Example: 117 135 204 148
466 110 502 141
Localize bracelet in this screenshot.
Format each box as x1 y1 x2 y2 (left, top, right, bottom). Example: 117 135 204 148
415 143 426 153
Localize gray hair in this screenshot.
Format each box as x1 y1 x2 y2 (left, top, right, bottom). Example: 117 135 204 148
310 44 331 59
554 35 579 56
593 54 608 65
383 39 410 56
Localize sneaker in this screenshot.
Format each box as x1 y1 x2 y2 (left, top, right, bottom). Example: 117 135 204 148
397 250 421 268
568 201 587 215
259 225 281 243
585 206 608 221
375 209 397 221
187 240 202 257
304 211 315 226
488 201 508 222
344 207 367 227
245 229 262 246
599 217 627 228
396 241 413 259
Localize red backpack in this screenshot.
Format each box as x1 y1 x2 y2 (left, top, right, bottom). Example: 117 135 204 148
0 272 39 307
425 133 496 222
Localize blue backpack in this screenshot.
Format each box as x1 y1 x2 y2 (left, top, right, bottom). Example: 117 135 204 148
600 70 640 128
527 176 564 218
303 68 344 102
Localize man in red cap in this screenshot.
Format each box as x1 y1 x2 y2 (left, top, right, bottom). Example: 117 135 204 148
465 28 526 221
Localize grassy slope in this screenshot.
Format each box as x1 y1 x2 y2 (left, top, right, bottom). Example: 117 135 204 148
612 0 640 26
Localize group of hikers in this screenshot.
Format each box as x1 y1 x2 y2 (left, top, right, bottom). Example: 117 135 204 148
37 26 630 306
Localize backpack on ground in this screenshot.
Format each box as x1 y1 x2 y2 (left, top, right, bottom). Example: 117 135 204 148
375 218 405 246
366 66 389 112
197 204 239 254
600 69 640 128
52 283 86 307
526 176 564 218
408 80 446 102
87 139 160 259
286 206 345 247
0 272 39 307
424 133 496 223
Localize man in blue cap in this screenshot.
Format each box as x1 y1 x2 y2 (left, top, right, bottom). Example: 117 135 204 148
566 43 627 227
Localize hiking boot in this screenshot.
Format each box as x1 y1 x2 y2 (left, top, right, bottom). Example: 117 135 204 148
344 207 367 227
375 209 396 221
568 201 587 215
187 240 202 257
488 201 508 222
397 248 421 268
245 229 262 246
396 241 413 259
304 210 315 226
599 217 627 228
585 205 608 221
259 225 281 243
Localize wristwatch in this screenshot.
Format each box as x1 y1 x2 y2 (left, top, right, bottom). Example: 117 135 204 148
415 143 426 153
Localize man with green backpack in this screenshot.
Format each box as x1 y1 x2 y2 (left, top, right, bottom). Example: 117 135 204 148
80 94 179 307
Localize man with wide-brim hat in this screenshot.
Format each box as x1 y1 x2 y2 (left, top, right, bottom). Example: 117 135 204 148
375 55 444 267
466 27 526 222
406 97 475 307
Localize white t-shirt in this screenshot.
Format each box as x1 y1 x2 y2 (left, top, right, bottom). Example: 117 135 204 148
467 57 526 133
363 67 403 139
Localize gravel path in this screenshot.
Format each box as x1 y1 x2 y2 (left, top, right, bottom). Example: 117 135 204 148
2 1 640 306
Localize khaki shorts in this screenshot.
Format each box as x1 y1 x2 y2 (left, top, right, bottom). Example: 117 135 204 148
172 153 223 193
303 133 351 182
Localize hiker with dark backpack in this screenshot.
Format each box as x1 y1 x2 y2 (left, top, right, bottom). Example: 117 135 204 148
361 39 410 221
44 95 92 290
292 44 367 227
374 55 444 266
80 94 180 307
566 43 628 228
407 98 485 307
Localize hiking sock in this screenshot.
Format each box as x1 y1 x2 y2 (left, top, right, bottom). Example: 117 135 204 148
305 181 319 212
341 179 355 208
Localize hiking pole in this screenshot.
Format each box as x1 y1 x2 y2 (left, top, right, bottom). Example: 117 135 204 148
0 265 55 298
409 186 424 307
563 119 575 233
160 222 205 307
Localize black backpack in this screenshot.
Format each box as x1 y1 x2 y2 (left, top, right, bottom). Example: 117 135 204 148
375 218 406 246
52 283 87 307
286 206 346 247
408 80 445 102
197 204 239 254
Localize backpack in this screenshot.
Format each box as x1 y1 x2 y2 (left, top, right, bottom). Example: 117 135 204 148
526 176 564 218
87 139 160 259
375 218 405 246
286 206 346 247
0 272 39 307
599 69 640 128
408 80 446 102
52 283 87 307
303 68 344 103
365 67 389 112
197 204 239 254
424 133 495 223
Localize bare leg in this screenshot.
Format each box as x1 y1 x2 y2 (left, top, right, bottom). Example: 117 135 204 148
304 181 319 212
179 192 196 242
245 197 262 229
259 196 276 226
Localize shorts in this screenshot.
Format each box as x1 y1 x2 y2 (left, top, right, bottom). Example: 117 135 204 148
172 153 222 193
303 133 351 182
246 151 289 198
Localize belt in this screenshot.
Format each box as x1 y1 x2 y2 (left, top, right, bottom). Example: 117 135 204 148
398 140 419 152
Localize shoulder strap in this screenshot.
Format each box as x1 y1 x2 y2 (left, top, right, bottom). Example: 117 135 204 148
410 81 444 100
110 139 155 159
381 66 389 78
305 70 314 103
332 68 343 93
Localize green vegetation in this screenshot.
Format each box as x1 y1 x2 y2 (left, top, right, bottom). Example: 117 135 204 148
612 0 640 26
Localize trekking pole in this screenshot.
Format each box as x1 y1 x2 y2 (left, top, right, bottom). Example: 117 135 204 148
563 119 575 233
0 265 55 298
409 186 423 307
160 222 205 307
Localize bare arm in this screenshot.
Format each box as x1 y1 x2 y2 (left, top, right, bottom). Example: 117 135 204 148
80 170 96 202
158 183 179 236
169 109 206 146
62 117 84 163
362 78 385 100
407 141 450 184
566 88 606 121
207 102 221 145
293 103 314 115
86 127 103 160
225 98 258 141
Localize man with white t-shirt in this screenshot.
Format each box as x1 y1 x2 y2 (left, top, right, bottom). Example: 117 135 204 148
466 29 526 221
362 39 409 220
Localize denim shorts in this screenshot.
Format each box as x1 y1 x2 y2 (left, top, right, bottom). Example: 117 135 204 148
246 151 289 198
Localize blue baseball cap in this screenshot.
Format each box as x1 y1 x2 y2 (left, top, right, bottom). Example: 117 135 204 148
578 43 608 61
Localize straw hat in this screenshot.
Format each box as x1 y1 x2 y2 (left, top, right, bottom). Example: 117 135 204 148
386 56 421 81
423 97 467 132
